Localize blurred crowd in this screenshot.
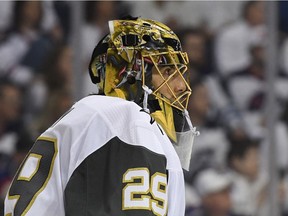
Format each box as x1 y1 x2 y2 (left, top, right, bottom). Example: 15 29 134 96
0 1 288 216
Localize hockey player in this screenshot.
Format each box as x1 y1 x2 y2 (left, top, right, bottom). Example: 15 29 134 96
5 17 199 216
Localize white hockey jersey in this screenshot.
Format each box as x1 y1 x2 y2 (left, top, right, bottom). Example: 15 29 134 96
5 95 185 216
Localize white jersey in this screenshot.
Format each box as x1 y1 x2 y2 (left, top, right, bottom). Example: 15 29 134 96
5 95 185 216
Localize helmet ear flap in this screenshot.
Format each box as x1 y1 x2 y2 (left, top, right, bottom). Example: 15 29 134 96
89 34 109 84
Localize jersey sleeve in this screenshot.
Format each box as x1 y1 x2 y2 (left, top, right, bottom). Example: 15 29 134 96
4 107 81 216
4 136 65 216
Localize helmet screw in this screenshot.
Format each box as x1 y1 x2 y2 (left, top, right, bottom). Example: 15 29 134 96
127 75 136 84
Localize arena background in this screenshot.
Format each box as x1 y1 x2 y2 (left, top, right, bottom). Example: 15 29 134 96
0 1 288 215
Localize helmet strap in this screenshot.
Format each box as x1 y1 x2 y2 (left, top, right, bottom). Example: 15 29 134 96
142 85 153 113
184 109 200 136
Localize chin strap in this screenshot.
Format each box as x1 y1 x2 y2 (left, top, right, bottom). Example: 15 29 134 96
184 109 200 136
142 85 153 113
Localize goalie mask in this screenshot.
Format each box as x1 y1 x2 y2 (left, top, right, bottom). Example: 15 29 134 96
89 17 199 170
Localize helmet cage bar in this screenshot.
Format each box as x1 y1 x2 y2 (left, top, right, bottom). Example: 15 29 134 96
171 90 191 109
141 50 192 111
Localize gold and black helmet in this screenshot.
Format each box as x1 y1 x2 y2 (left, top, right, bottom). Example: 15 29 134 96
89 16 194 143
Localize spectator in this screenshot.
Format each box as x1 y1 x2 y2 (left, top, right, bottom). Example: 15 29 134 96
0 80 32 205
185 78 229 182
227 137 268 216
188 79 211 128
215 1 266 77
25 44 73 129
0 81 23 156
0 1 63 86
228 45 266 112
186 168 234 216
53 1 71 42
228 44 288 140
42 45 73 92
178 28 212 81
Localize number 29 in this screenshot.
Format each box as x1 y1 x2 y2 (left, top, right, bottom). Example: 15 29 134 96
122 168 168 216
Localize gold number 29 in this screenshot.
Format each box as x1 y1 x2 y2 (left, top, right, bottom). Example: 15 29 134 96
122 168 167 216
